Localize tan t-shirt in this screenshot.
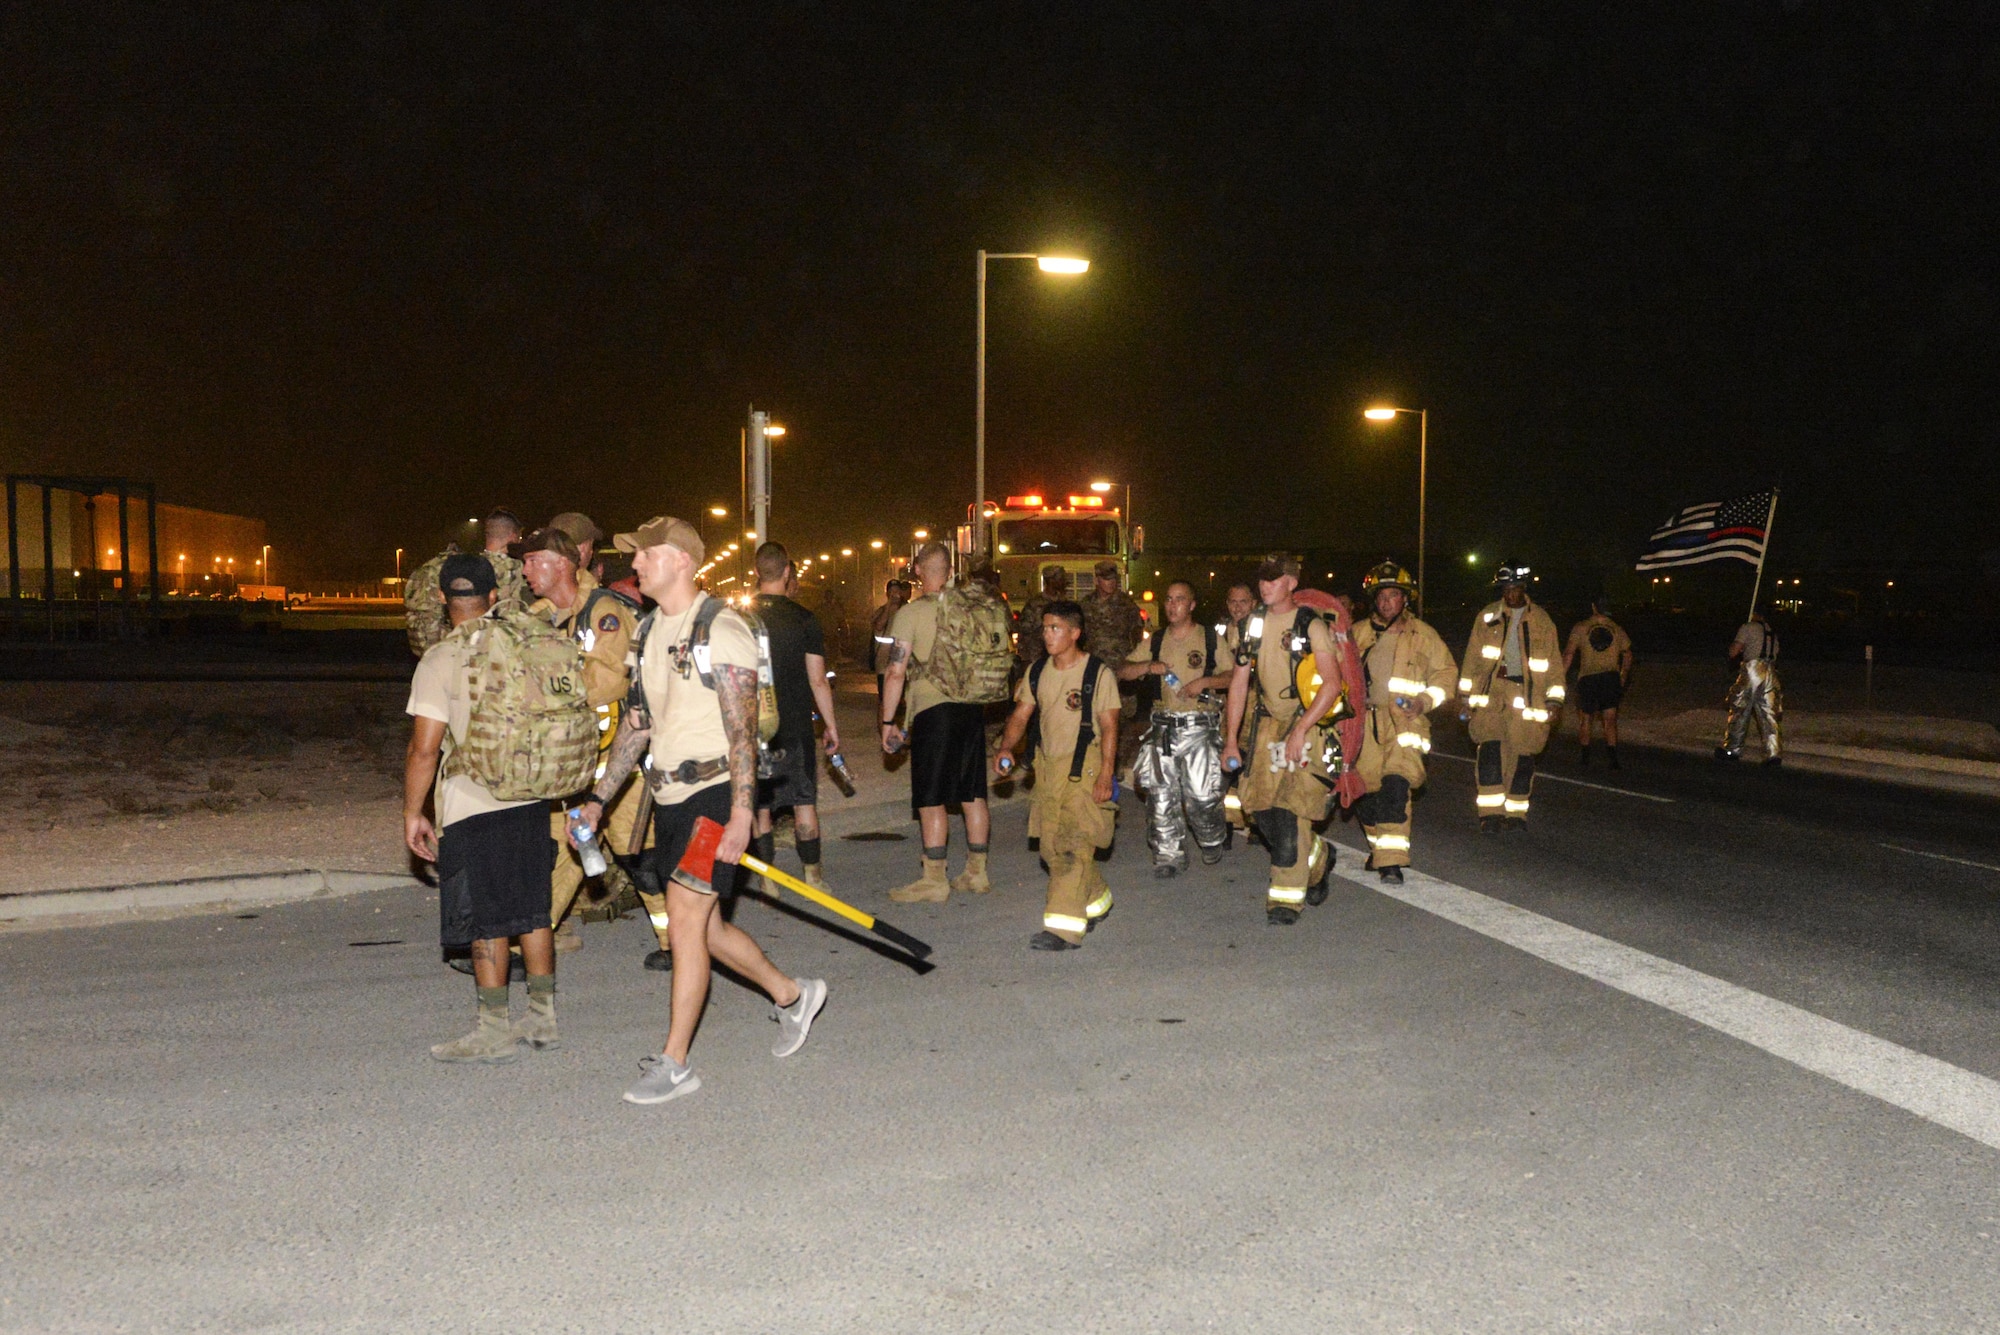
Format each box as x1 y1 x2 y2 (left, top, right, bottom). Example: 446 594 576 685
888 594 952 721
1567 616 1631 678
1018 654 1121 776
405 625 540 828
1225 609 1334 721
639 594 761 805
1125 622 1216 713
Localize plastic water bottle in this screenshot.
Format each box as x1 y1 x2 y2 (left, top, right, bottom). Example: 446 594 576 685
1224 753 1243 774
996 754 1015 776
1163 670 1181 690
568 809 608 878
827 751 857 797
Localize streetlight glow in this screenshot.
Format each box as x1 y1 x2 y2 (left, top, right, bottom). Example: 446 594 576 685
709 506 728 517
1089 480 1113 493
1036 256 1089 274
840 547 853 557
764 425 786 438
914 529 929 540
1363 404 1429 609
869 540 884 550
1364 407 1400 421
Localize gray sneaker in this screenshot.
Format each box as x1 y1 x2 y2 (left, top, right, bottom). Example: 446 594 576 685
772 978 827 1058
622 1053 701 1105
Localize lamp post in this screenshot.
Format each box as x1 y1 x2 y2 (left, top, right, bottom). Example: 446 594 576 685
975 250 1089 559
1364 405 1429 611
395 547 403 590
261 544 271 592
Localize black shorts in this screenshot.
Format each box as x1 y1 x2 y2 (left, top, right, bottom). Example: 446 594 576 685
646 782 740 898
436 802 555 949
756 729 819 813
1576 671 1624 714
909 701 989 816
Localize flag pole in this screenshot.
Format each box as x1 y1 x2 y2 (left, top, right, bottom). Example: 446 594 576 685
1745 487 1779 622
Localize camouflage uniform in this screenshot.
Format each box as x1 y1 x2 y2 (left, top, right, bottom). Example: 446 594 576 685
1014 593 1058 666
1083 590 1145 663
405 545 528 655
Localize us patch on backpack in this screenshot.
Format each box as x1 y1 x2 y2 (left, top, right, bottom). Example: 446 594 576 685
441 608 598 801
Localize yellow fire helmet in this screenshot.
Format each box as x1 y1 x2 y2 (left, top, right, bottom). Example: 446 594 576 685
1293 656 1352 721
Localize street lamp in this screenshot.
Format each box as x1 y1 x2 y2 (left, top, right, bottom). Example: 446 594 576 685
1089 477 1133 531
261 544 271 590
395 547 404 587
1363 405 1429 611
975 249 1090 559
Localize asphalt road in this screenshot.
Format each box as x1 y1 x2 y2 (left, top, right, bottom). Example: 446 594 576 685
7 729 2000 1332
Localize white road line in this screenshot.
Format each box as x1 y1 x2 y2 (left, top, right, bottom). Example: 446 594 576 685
1335 861 2000 1152
1880 843 2000 875
1429 751 1676 804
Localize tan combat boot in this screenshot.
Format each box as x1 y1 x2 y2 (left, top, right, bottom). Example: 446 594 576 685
430 991 521 1064
514 993 558 1051
800 863 828 889
949 851 992 895
888 857 950 903
553 916 583 954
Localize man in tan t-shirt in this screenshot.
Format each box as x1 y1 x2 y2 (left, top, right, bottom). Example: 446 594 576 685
995 600 1121 950
574 516 826 1107
404 555 555 1064
879 543 992 902
1563 596 1633 768
1118 580 1233 876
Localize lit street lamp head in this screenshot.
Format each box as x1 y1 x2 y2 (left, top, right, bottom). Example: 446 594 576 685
1036 256 1089 274
1364 407 1401 421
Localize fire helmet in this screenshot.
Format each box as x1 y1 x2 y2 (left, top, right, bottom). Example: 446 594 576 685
1362 559 1416 596
1493 561 1532 586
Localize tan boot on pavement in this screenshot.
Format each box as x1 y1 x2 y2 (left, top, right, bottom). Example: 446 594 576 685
888 857 951 903
800 863 828 889
431 990 521 1064
949 850 992 895
553 916 583 954
514 994 558 1050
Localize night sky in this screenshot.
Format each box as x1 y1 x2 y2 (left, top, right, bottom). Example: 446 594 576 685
3 3 1995 582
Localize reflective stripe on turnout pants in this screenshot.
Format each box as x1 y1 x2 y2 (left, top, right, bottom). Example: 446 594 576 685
1466 683 1550 819
1035 756 1117 944
1239 713 1333 905
1355 706 1426 869
1133 711 1228 870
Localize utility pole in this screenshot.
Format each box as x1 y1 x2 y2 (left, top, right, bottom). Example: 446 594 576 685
748 407 771 561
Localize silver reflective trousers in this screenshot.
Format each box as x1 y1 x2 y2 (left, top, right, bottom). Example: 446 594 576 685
1723 659 1783 760
1133 711 1228 868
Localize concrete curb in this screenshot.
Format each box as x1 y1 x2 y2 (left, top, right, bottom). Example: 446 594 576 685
1785 742 2000 780
1622 734 2000 800
0 869 427 932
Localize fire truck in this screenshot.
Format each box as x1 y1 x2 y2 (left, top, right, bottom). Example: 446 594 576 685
957 491 1144 611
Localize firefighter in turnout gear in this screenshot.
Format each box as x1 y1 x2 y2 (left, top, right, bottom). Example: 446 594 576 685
1117 580 1234 877
518 527 661 961
1351 561 1456 882
1459 562 1564 832
1220 555 1344 925
994 600 1121 950
1716 610 1783 765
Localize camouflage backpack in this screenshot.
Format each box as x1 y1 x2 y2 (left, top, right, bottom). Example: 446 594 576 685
919 582 1015 704
403 546 528 655
439 607 598 801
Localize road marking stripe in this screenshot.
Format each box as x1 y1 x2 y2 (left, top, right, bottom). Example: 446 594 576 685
1334 860 2000 1151
1430 752 1676 803
1880 844 2000 875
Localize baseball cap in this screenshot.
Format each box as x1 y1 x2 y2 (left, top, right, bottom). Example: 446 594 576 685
439 554 499 598
548 512 603 546
1093 559 1120 578
1255 553 1302 582
612 515 704 564
518 527 581 565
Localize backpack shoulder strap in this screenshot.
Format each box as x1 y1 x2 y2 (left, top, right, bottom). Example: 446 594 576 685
1204 624 1219 677
1149 627 1165 660
1070 655 1106 781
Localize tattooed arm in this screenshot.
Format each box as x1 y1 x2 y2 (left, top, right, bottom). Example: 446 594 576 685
713 662 760 863
878 638 913 751
570 710 651 844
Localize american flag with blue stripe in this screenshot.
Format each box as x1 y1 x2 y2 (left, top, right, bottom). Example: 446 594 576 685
1635 489 1774 570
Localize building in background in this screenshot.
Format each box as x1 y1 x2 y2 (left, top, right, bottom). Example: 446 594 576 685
4 475 267 601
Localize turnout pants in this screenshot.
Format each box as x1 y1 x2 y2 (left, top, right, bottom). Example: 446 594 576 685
1133 711 1228 869
1467 679 1551 821
1035 757 1118 944
1239 713 1333 910
549 780 664 947
1722 659 1783 760
1353 706 1429 868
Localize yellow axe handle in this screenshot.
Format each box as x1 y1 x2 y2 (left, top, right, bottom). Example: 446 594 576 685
737 854 934 960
